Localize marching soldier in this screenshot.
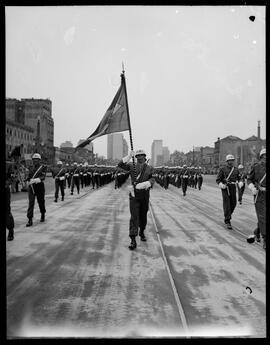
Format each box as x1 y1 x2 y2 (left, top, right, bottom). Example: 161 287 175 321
197 167 203 190
6 161 15 240
53 161 66 202
70 162 80 195
247 148 266 249
216 154 241 230
26 153 47 227
118 149 155 250
181 164 189 196
79 163 84 189
237 164 246 205
92 165 100 189
65 163 71 188
83 163 89 187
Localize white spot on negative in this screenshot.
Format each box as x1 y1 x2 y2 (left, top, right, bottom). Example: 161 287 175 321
64 26 76 46
233 34 240 39
252 40 257 44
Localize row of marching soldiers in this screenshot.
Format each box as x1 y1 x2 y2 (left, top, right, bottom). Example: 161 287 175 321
6 153 130 241
51 161 129 202
153 165 203 196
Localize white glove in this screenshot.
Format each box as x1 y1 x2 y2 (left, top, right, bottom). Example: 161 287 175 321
135 181 151 190
248 183 258 195
219 182 226 189
238 181 244 188
34 178 41 184
127 185 135 197
29 179 35 185
122 150 135 163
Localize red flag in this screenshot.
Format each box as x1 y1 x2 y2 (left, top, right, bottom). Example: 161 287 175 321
76 78 129 149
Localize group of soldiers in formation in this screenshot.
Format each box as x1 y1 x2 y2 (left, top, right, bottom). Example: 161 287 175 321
5 153 131 237
6 148 266 251
153 165 203 195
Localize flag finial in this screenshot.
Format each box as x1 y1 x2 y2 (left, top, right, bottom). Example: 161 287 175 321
122 62 125 74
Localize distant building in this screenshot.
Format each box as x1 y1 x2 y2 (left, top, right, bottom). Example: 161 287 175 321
6 120 34 158
123 137 128 156
107 133 126 160
214 121 266 170
151 140 163 167
60 141 74 148
200 146 214 171
6 98 54 164
162 146 170 164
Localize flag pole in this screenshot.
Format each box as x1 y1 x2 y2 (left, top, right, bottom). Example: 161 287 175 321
121 64 137 186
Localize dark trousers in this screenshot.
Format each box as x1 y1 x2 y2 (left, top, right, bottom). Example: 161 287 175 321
129 192 150 237
80 174 84 188
255 192 266 237
55 179 65 199
198 176 203 190
27 183 46 219
71 177 80 193
67 176 71 188
182 178 188 194
237 183 245 202
6 186 14 230
221 184 237 223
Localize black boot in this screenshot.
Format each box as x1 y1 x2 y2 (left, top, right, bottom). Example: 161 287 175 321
26 218 33 227
54 198 58 202
128 236 137 250
7 228 14 241
40 213 45 222
61 196 64 201
139 230 147 242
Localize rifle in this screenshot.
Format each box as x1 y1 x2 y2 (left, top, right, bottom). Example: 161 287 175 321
254 173 266 205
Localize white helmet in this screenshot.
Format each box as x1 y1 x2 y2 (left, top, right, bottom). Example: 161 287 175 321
226 154 235 161
66 163 69 166
73 162 78 166
32 153 41 159
259 148 266 157
238 164 244 169
57 160 63 165
135 149 146 157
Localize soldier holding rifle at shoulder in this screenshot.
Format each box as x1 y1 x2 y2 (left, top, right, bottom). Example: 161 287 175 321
118 149 155 250
247 148 266 250
216 154 241 230
25 153 47 227
53 160 66 202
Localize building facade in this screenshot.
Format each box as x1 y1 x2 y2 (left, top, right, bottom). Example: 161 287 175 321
151 140 163 167
6 120 34 159
107 133 126 160
162 146 170 164
6 98 54 164
214 122 266 171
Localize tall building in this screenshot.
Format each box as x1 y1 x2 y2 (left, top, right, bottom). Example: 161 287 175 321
6 98 54 164
107 133 126 160
123 137 128 156
151 140 163 167
162 146 170 164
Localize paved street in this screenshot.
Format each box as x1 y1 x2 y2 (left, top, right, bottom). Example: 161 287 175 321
6 175 265 338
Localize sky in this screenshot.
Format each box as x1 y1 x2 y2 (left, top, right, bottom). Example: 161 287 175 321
6 5 266 158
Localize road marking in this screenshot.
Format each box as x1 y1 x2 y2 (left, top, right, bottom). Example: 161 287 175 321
149 201 189 337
